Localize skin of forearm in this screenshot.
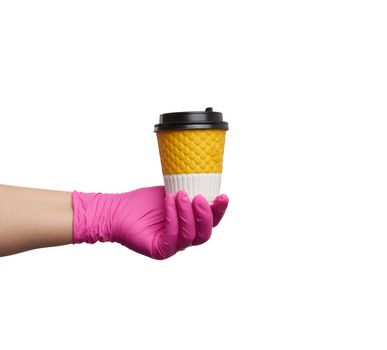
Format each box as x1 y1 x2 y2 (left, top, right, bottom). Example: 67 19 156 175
0 184 73 256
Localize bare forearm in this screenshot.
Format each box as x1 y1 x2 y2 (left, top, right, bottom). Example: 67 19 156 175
0 184 73 256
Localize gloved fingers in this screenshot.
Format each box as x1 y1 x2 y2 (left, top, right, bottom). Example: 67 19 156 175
155 193 179 259
175 190 196 250
192 195 213 246
211 194 229 227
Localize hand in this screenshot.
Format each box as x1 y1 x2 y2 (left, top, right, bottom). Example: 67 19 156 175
72 186 229 259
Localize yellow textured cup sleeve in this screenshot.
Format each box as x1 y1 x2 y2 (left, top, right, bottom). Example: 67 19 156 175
157 129 226 175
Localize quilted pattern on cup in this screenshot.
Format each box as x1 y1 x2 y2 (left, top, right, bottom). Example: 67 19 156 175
156 129 226 175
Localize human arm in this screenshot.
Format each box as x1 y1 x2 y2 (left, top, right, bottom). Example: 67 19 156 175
0 184 73 256
0 184 228 259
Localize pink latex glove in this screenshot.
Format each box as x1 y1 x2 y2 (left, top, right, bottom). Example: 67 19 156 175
72 186 228 260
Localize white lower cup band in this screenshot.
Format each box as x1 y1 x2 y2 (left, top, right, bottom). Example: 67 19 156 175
163 173 222 203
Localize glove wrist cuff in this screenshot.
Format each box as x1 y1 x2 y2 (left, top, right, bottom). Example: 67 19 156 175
72 191 115 244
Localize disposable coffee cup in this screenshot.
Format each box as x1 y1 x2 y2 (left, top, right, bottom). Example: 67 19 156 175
155 107 228 203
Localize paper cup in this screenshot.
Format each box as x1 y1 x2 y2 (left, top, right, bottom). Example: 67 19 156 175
155 107 228 203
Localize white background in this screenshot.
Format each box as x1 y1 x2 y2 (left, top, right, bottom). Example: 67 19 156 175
1 1 387 349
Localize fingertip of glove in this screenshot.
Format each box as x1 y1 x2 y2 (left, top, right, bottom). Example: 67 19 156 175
192 194 211 212
176 190 189 202
215 194 229 204
165 192 175 202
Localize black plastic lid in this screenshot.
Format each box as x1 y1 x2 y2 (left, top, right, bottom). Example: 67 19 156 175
154 107 228 132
